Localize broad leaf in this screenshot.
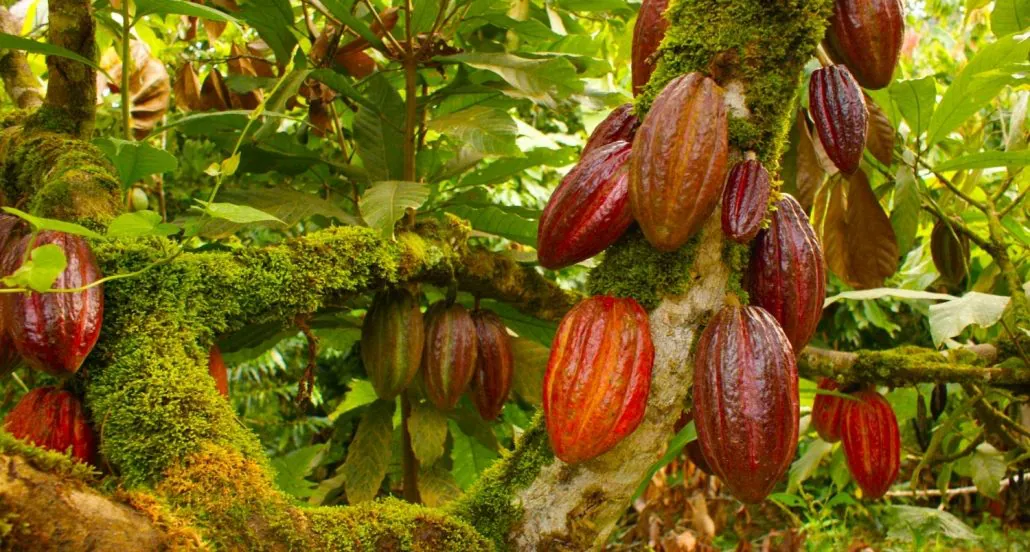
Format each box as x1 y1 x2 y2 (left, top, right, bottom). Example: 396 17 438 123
106 211 180 239
238 0 297 64
93 138 178 189
320 0 386 52
341 399 395 503
890 166 920 255
634 422 697 499
2 244 66 292
418 462 463 507
510 337 549 406
788 440 834 492
136 0 238 23
889 76 936 140
444 203 539 246
441 53 582 108
0 32 105 76
354 75 406 182
329 379 380 421
195 188 358 238
794 111 826 211
360 181 430 239
428 106 520 157
408 400 449 467
935 150 1030 171
824 288 956 307
928 292 1012 346
886 506 980 543
1 207 103 239
449 420 499 490
195 200 286 226
270 444 325 499
865 95 896 166
992 0 1030 37
970 444 1007 498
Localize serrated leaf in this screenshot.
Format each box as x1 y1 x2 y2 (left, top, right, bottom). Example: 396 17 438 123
444 203 539 246
788 440 834 493
428 106 520 157
408 400 449 467
329 379 381 421
194 187 359 238
360 181 430 239
890 166 920 255
341 400 396 503
935 150 1030 171
93 138 179 189
889 76 936 140
2 207 103 240
992 0 1030 37
270 444 325 499
510 337 548 407
354 74 406 182
106 211 180 239
449 420 499 490
928 292 1012 346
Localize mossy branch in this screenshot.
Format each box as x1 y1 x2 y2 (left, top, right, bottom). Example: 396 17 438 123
0 9 43 111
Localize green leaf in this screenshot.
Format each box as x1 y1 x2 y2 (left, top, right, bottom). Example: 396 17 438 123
428 106 520 157
193 187 358 239
769 493 805 508
788 440 834 493
106 211 180 239
449 420 498 490
407 400 449 467
928 292 1012 346
341 400 396 503
559 0 631 11
418 462 463 508
359 181 430 239
320 0 386 52
888 76 937 140
444 203 539 246
3 244 67 292
135 0 239 23
824 287 957 307
440 53 583 108
309 68 377 111
890 166 921 255
93 138 179 189
478 299 557 346
329 379 380 421
1 207 103 240
970 444 1007 498
510 337 548 407
935 150 1030 171
992 0 1030 37
0 32 107 77
354 75 406 182
460 146 579 187
886 506 980 543
238 0 298 64
410 0 442 34
270 444 325 499
218 322 296 364
195 200 286 227
634 422 696 499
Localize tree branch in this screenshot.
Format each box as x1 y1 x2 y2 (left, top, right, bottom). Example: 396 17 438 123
0 8 43 110
30 0 96 138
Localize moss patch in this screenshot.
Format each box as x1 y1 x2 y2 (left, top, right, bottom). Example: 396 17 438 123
0 429 98 482
587 228 701 310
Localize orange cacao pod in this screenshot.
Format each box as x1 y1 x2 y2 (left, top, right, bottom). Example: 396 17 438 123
361 289 425 400
693 305 798 504
4 386 97 464
930 220 969 286
543 296 654 464
824 0 905 90
809 66 867 175
470 309 514 421
209 345 230 398
2 232 104 376
538 141 633 269
812 378 845 442
840 389 900 499
721 159 772 243
630 73 729 252
631 0 669 96
422 302 477 410
747 194 826 353
582 104 639 158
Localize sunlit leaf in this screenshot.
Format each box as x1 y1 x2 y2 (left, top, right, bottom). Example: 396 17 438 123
341 400 396 503
408 400 449 467
359 181 430 239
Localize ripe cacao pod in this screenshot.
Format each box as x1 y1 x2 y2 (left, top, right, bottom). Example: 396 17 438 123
747 194 826 353
693 305 799 504
721 159 772 243
930 221 970 286
0 214 27 377
422 301 477 410
812 378 845 442
4 386 97 464
630 73 729 252
538 141 634 269
685 439 714 475
361 289 425 401
209 345 229 398
841 389 900 499
809 66 868 175
631 0 669 96
583 104 639 158
470 309 514 421
543 296 654 464
824 0 905 90
2 232 104 376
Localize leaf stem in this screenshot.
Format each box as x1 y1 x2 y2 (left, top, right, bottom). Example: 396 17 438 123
401 393 421 503
120 0 132 140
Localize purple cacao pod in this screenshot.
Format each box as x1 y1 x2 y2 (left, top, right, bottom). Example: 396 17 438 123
809 65 868 175
721 159 772 243
582 104 639 158
470 309 514 421
422 302 477 410
824 0 905 90
631 0 670 96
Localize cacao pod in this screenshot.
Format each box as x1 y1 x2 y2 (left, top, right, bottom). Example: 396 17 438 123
361 289 425 401
930 220 969 286
824 0 905 90
693 305 798 504
747 194 826 353
2 232 104 376
538 141 634 269
930 383 947 420
841 389 900 499
209 345 229 398
721 159 772 243
812 378 845 442
630 73 729 252
685 439 714 476
582 104 639 158
422 301 477 410
4 386 97 464
631 0 669 96
0 214 27 376
470 309 514 421
543 295 654 464
809 65 868 175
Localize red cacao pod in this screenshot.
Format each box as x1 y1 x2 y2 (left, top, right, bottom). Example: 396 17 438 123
361 289 425 400
721 159 772 243
2 232 104 376
0 214 27 376
4 386 97 464
543 296 654 464
693 305 799 504
470 309 514 421
812 378 845 442
747 194 826 353
685 439 714 475
630 73 729 252
824 0 905 90
809 66 868 175
930 221 969 286
538 141 633 269
841 389 900 499
631 0 669 96
583 104 639 158
422 302 477 410
209 345 229 398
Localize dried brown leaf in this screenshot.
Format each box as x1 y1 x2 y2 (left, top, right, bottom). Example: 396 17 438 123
795 110 827 211
174 62 204 112
865 94 895 166
201 67 231 111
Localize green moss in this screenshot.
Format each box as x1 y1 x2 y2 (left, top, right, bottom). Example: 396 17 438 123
587 228 701 310
0 429 98 482
722 240 751 303
310 499 491 551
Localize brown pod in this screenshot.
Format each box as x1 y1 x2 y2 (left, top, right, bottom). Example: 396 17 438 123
538 141 634 269
693 305 799 504
747 194 826 353
0 214 27 377
930 220 970 286
4 386 97 464
840 389 900 499
809 66 868 175
721 159 772 243
824 0 905 90
422 302 478 410
209 345 230 398
630 73 729 252
631 0 670 96
361 289 425 401
3 232 104 376
470 309 514 421
812 378 845 442
582 104 639 158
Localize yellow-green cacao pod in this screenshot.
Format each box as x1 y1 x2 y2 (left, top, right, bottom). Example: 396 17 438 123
360 289 425 400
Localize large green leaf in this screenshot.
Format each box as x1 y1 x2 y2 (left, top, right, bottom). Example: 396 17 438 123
238 0 297 64
93 138 178 189
886 506 980 543
935 150 1030 171
194 187 358 238
992 0 1030 37
890 166 921 255
788 440 834 493
106 211 180 239
1 207 103 239
270 444 325 499
1 244 66 292
510 337 548 407
449 420 498 490
459 146 579 187
888 77 936 140
970 444 1007 498
440 53 583 108
0 32 106 76
329 380 380 421
360 181 430 239
407 400 449 467
354 75 406 182
341 400 396 503
428 106 520 157
136 0 238 23
928 292 1012 346
320 0 385 52
444 203 539 246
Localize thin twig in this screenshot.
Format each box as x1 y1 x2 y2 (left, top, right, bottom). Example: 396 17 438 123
886 476 1017 498
999 182 1029 218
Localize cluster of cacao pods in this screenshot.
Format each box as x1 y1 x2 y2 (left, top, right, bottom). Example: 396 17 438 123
812 379 901 499
360 289 513 420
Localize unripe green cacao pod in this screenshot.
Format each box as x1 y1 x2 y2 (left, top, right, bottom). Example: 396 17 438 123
361 289 425 401
694 305 799 504
4 386 97 464
422 301 477 410
930 221 970 286
631 0 669 96
812 378 845 443
809 65 868 175
209 345 230 398
841 389 900 500
583 104 639 158
721 159 772 243
630 73 729 252
543 296 654 464
470 309 514 421
824 0 905 90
